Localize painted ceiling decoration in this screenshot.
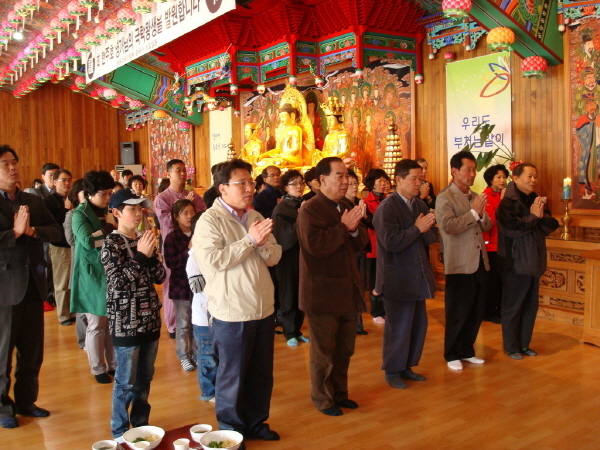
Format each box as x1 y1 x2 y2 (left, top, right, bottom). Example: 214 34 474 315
0 0 566 115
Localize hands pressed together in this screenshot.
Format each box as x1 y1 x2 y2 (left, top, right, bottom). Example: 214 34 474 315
530 196 545 218
13 205 36 239
137 230 157 257
415 212 436 233
341 203 366 232
249 218 274 247
471 193 487 217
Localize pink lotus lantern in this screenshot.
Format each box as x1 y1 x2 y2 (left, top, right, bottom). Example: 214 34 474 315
22 0 36 18
444 51 455 62
118 7 137 27
520 56 548 78
67 48 81 71
178 121 191 132
42 26 57 51
7 12 21 28
50 18 67 44
487 27 515 52
94 24 111 43
83 31 100 47
116 94 127 104
256 84 265 94
414 73 424 84
74 39 91 55
58 9 76 35
68 1 87 30
3 20 19 35
129 99 144 110
71 83 82 93
90 88 101 99
230 84 238 95
442 0 472 19
75 76 87 89
46 63 58 75
36 34 50 57
105 18 124 36
103 88 118 100
132 0 153 14
110 99 121 108
79 0 98 23
14 2 29 29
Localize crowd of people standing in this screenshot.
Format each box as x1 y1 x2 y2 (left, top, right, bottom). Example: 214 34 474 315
0 144 559 450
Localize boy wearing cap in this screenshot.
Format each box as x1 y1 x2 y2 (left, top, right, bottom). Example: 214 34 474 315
100 189 166 439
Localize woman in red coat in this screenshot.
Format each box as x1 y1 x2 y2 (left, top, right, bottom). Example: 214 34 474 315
363 168 391 324
482 164 509 323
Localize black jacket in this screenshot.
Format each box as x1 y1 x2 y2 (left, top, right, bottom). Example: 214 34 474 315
496 181 559 277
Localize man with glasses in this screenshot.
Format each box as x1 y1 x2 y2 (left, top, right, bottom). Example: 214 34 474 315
192 159 282 448
43 169 75 326
0 146 63 428
252 165 282 218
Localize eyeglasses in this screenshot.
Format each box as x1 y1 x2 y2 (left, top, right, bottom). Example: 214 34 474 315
56 178 72 183
287 181 305 187
266 173 281 178
225 180 256 188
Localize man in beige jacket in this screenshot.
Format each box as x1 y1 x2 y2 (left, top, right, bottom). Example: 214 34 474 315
435 151 492 371
192 159 282 448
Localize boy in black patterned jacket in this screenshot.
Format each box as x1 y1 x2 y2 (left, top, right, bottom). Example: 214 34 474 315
101 189 166 439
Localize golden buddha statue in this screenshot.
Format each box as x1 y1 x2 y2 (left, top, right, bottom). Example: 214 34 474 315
255 85 315 170
312 96 352 165
239 123 264 166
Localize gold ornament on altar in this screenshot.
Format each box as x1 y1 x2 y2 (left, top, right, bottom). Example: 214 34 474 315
227 139 236 161
239 122 264 166
383 122 402 179
312 96 352 165
255 85 315 169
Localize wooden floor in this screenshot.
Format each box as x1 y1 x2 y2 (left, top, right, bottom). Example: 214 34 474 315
5 291 600 450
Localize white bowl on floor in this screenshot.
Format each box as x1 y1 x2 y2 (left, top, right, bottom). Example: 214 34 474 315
92 440 117 450
122 426 165 450
199 430 243 450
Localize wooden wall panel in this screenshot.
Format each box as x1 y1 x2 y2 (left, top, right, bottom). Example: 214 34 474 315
415 40 568 217
193 111 212 189
0 83 121 187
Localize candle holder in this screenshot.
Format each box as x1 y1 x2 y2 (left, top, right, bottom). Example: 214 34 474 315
561 198 572 240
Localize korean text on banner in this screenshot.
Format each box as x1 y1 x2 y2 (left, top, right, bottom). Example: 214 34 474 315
85 0 236 83
445 52 512 192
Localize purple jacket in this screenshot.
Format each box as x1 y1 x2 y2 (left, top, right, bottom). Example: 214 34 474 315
164 227 193 301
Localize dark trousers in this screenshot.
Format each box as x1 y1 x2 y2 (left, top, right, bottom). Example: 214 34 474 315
501 271 540 353
275 263 304 340
382 298 427 375
43 241 55 304
0 274 44 418
305 312 357 410
210 314 275 435
484 252 503 320
444 261 488 362
367 257 385 317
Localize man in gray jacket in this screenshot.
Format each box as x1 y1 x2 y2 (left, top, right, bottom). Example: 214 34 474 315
435 151 492 371
374 159 437 389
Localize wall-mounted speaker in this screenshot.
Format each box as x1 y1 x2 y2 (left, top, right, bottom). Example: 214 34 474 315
120 142 137 165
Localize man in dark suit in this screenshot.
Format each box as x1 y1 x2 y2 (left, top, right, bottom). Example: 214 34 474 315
297 157 368 417
33 162 60 307
0 146 63 429
373 159 437 389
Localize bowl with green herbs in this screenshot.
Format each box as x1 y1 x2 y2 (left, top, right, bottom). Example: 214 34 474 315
122 425 165 450
199 430 243 450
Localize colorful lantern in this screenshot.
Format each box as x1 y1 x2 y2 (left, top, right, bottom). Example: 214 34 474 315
74 39 91 55
79 0 98 22
105 18 124 36
58 9 76 35
354 69 364 79
207 98 217 111
153 109 167 120
520 56 548 78
103 88 117 100
315 77 324 88
178 121 190 132
234 110 241 117
68 1 87 30
94 24 111 42
487 27 515 52
289 75 298 86
444 51 455 62
90 88 101 99
256 84 265 94
71 83 82 93
110 99 121 108
442 0 472 19
129 99 144 110
118 7 137 26
75 76 87 89
229 84 238 95
50 19 67 44
14 2 29 28
83 31 100 47
132 0 153 14
414 73 424 84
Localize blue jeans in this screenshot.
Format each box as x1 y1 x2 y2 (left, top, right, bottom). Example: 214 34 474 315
193 325 216 401
111 339 159 438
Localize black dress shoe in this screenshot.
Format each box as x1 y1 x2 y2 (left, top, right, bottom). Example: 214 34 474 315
400 368 426 381
95 373 112 384
356 329 369 335
107 370 116 376
521 348 537 356
507 352 523 360
168 332 176 339
0 417 18 428
385 375 407 389
320 405 343 416
16 405 50 417
337 399 358 409
246 425 280 441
